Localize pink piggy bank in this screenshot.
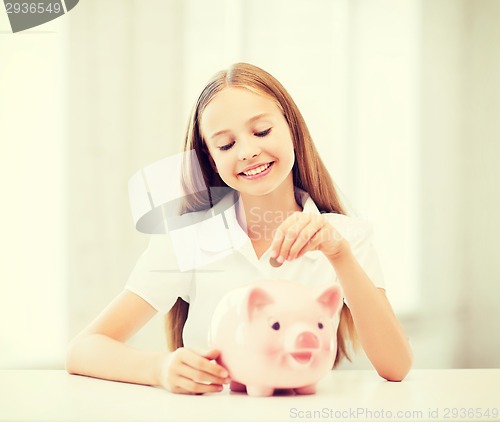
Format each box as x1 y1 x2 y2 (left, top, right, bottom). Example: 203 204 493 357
208 280 342 396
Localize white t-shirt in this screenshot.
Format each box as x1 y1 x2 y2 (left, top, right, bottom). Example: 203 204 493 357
125 189 384 353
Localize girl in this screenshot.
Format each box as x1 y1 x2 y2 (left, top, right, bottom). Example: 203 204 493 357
66 63 412 394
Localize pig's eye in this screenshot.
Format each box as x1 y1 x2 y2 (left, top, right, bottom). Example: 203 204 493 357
318 322 324 329
271 322 280 330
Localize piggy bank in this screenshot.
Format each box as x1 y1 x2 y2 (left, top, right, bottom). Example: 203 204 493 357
207 280 342 396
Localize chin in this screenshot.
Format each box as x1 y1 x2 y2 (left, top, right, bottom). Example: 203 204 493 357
237 184 283 198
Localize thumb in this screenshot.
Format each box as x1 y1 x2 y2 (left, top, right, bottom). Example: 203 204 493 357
202 348 221 361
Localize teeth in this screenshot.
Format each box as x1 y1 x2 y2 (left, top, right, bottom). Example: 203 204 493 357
242 163 271 176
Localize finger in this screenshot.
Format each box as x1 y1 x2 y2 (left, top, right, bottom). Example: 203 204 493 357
179 361 228 386
270 226 285 260
176 375 224 394
277 214 315 262
183 350 229 380
278 223 304 262
270 212 302 259
296 228 324 258
201 348 221 361
201 349 230 383
167 381 196 395
288 216 325 260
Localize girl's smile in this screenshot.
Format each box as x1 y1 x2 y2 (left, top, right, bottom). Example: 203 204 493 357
239 161 274 179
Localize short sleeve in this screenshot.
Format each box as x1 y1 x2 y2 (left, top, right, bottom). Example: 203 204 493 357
328 214 385 290
125 234 193 314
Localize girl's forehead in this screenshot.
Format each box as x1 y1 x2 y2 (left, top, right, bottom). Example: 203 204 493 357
200 87 281 132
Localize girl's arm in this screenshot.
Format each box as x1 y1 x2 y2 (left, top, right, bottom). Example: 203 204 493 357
328 242 413 381
66 290 163 385
66 290 228 393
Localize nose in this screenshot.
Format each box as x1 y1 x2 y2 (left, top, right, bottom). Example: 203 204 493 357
237 136 260 161
295 332 320 349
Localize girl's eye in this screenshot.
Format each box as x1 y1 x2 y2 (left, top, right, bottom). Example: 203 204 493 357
318 322 324 329
271 322 280 331
218 141 235 151
254 128 272 137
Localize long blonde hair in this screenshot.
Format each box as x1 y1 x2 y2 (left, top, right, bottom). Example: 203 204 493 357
166 63 357 366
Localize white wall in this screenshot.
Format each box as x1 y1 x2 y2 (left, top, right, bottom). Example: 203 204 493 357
458 0 500 367
0 16 67 367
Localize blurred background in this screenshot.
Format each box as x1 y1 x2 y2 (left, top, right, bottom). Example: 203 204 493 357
1 0 499 370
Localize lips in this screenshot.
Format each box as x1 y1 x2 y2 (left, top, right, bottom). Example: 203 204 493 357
290 351 313 365
239 162 273 177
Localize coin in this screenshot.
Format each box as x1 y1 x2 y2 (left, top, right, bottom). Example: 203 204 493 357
269 257 283 268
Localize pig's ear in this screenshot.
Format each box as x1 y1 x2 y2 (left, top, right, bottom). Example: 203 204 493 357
247 288 274 321
316 285 342 318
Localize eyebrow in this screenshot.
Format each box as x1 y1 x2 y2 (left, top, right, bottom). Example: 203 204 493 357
209 113 271 140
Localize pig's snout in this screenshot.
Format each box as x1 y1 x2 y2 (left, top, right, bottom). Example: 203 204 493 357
295 332 320 349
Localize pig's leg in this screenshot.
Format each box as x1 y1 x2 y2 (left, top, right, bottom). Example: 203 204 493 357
229 381 246 392
246 385 274 397
294 384 317 395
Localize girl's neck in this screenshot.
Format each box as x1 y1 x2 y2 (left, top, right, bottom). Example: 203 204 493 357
235 181 302 243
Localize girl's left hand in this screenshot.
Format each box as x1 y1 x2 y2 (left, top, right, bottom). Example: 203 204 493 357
270 212 347 263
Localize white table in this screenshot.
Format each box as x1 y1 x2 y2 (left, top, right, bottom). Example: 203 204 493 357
0 369 499 421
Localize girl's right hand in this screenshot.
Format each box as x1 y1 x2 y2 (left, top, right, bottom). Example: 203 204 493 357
159 348 230 394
